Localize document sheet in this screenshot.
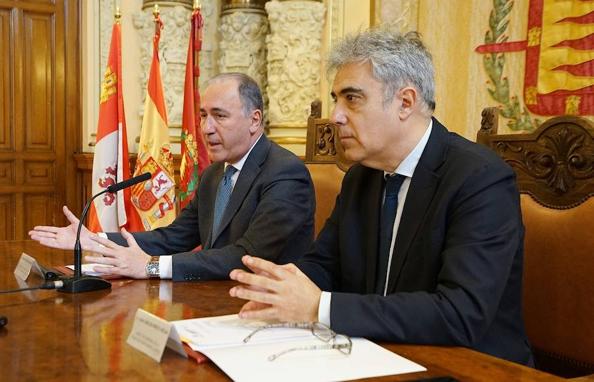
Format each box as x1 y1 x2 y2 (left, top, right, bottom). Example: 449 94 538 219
173 314 426 382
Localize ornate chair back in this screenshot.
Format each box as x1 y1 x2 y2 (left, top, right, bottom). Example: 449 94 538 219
478 107 594 378
304 100 353 236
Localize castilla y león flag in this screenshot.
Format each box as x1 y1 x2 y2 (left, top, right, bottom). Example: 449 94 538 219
179 8 210 210
476 0 594 115
131 15 177 230
88 20 143 233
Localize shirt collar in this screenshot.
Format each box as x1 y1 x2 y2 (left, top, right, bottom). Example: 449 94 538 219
384 119 433 179
224 133 263 172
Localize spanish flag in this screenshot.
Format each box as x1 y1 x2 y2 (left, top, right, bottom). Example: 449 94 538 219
131 14 176 230
88 18 142 233
179 7 210 210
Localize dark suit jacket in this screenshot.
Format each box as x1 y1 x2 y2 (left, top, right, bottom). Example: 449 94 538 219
108 135 315 281
298 119 533 365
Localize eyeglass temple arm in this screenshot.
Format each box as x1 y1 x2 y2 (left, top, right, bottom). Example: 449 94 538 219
267 343 350 361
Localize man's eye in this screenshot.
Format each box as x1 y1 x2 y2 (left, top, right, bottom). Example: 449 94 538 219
346 94 357 102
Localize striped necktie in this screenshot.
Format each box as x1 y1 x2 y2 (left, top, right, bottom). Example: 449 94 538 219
212 165 237 235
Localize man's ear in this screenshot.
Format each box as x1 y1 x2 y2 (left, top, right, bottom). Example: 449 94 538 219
398 87 417 120
249 109 263 133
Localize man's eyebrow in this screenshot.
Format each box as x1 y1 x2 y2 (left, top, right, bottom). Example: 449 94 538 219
330 87 364 100
200 107 229 114
339 86 364 95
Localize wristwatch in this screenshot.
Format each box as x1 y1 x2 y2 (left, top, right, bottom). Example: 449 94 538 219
146 256 160 278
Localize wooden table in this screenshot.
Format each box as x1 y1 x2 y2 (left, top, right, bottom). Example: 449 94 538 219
0 241 563 381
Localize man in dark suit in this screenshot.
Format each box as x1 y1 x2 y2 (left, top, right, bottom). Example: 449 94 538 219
29 73 315 281
228 30 534 365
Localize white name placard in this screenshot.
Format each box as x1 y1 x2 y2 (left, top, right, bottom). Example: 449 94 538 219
126 308 187 362
14 253 37 280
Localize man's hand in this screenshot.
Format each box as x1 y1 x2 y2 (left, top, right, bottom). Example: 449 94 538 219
28 206 96 250
229 255 321 323
85 228 151 279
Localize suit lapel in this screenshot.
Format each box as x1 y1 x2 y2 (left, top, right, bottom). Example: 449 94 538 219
387 119 448 293
364 169 385 293
204 163 225 249
211 136 270 245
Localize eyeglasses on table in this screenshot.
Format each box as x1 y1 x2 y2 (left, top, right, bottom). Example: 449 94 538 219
242 322 353 361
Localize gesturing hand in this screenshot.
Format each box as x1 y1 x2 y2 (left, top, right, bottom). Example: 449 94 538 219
85 228 151 279
229 255 322 323
28 206 96 250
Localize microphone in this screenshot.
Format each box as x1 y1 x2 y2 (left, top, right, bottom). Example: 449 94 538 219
59 172 152 293
107 172 151 193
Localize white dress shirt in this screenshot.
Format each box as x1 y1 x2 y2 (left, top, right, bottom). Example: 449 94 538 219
318 121 433 326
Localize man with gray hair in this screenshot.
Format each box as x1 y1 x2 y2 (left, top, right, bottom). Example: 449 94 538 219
229 30 534 366
30 73 315 281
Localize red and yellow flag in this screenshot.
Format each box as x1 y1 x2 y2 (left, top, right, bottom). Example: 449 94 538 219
131 14 176 230
179 7 210 210
88 19 143 233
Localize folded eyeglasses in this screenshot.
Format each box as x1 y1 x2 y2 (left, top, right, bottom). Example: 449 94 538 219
243 322 352 361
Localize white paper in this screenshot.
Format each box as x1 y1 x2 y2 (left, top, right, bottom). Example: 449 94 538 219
201 338 425 382
126 308 187 362
174 314 314 349
172 314 426 381
127 309 172 362
66 263 113 277
14 253 35 280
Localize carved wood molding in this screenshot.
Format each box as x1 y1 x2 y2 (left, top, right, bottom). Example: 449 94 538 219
304 100 352 172
478 109 594 209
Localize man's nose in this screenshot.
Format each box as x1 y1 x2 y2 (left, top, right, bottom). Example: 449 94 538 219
201 115 215 133
330 104 346 125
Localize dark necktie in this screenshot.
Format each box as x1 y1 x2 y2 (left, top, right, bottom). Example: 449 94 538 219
376 174 406 294
212 165 237 236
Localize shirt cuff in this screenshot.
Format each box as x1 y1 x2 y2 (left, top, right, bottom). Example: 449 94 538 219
318 291 332 327
159 255 173 279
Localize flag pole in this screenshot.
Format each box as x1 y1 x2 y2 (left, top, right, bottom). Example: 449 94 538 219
153 4 161 34
114 6 121 23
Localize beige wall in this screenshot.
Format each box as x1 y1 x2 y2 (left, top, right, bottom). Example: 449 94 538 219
417 0 530 138
81 0 593 156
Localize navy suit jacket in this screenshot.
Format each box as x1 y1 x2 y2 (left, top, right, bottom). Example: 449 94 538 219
108 135 315 281
298 119 533 365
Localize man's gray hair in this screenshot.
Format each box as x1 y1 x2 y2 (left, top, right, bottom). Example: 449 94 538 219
207 72 264 122
328 29 435 113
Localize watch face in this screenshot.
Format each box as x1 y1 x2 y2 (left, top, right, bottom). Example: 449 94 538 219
147 262 159 276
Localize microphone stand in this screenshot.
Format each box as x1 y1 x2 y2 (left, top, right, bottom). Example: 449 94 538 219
59 190 112 293
58 172 151 293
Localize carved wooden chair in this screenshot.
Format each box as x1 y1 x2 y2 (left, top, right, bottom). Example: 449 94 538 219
478 107 594 378
304 100 353 236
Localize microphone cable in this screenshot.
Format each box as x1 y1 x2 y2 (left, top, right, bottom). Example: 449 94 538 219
0 280 64 294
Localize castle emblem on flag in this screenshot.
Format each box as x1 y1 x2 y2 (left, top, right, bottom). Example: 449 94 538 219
100 67 117 104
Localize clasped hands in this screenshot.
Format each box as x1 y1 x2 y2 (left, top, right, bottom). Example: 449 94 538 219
229 255 322 323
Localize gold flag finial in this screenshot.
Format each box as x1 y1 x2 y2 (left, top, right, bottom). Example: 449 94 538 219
153 3 160 19
114 6 122 22
193 0 201 10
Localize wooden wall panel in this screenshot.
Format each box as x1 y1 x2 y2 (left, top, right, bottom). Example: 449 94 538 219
0 0 80 240
0 194 14 240
23 193 55 230
24 161 53 184
0 9 12 151
0 161 14 184
23 12 54 151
